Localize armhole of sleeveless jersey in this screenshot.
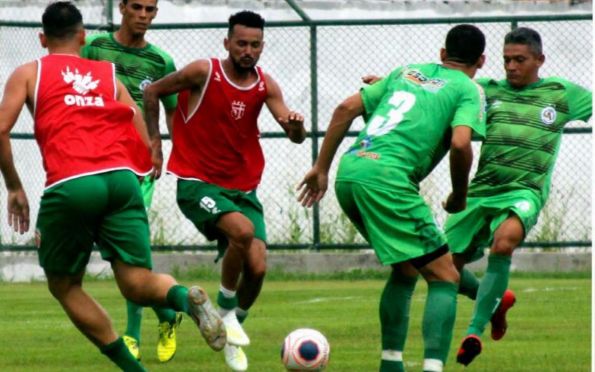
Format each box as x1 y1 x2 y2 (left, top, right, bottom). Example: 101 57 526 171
184 58 212 123
33 59 41 118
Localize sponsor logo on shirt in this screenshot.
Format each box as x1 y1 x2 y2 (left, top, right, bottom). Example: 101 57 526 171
61 66 104 107
231 100 246 120
214 72 222 82
403 69 446 92
139 78 152 91
540 106 557 125
258 81 265 92
514 200 532 212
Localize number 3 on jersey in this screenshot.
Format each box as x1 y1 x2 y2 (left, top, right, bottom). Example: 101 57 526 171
366 91 416 136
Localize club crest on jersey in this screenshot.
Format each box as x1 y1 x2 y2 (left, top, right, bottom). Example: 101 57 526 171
231 100 246 120
540 106 557 125
139 78 152 91
61 66 104 107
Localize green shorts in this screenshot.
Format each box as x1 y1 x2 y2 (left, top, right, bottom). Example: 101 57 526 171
335 181 446 265
176 180 267 258
36 170 152 275
445 189 542 262
139 175 155 210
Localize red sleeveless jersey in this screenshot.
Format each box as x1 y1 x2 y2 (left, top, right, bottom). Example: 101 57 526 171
34 54 152 188
167 58 267 191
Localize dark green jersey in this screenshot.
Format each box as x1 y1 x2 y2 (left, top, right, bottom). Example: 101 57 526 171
81 33 177 113
336 63 486 191
468 77 592 203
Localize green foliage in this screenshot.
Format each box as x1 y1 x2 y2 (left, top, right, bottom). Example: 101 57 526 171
0 277 589 371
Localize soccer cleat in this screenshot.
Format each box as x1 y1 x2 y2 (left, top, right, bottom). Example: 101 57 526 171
123 335 141 361
491 289 516 341
224 343 248 371
188 286 227 351
222 311 250 347
456 335 482 366
157 312 183 362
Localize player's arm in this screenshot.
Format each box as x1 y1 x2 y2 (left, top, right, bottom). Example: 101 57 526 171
0 63 34 234
264 74 306 144
165 107 175 136
115 80 150 147
297 93 364 207
443 125 473 213
143 60 208 151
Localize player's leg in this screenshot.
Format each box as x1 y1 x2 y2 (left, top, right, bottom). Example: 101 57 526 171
36 174 146 371
415 248 460 372
139 176 182 362
46 271 146 371
380 263 418 372
102 171 225 351
216 211 254 347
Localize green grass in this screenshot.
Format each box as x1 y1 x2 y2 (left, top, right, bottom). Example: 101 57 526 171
0 276 590 371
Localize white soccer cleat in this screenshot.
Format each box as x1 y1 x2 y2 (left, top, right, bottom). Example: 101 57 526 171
187 286 227 351
221 311 250 346
224 343 248 371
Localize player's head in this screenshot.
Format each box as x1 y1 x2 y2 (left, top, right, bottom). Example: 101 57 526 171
443 24 486 67
503 27 544 88
225 11 265 73
41 1 83 40
40 1 84 49
119 0 158 38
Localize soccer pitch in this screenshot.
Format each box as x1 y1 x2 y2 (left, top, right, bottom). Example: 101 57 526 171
0 274 589 371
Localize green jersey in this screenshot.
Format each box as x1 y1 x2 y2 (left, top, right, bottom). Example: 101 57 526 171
336 63 486 191
81 33 177 112
468 77 592 203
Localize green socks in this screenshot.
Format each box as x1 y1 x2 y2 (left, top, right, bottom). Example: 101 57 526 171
217 286 238 311
100 337 146 371
380 270 418 352
467 254 511 336
422 281 458 366
458 268 480 300
166 285 190 315
152 306 177 324
124 301 143 341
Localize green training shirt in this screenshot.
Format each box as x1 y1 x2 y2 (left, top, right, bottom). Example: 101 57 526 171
81 32 177 112
468 77 592 203
336 63 486 191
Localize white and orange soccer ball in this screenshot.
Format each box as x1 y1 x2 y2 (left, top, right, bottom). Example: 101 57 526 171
281 328 330 371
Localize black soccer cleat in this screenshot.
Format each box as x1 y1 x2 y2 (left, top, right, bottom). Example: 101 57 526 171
456 334 482 366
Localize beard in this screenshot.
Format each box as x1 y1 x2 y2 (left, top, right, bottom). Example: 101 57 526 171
231 56 257 74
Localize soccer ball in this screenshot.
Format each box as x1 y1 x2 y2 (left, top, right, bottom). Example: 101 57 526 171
281 328 330 371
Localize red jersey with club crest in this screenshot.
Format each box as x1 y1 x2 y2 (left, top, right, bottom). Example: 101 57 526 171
34 54 152 188
167 58 268 191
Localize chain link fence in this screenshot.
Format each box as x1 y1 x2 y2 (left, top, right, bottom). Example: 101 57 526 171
0 2 591 250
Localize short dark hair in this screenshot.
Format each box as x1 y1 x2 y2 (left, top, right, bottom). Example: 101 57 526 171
444 24 485 65
504 27 543 56
42 1 82 39
228 10 265 36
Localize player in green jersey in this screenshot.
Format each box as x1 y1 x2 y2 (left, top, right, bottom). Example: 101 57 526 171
449 27 592 366
80 0 181 363
298 24 487 372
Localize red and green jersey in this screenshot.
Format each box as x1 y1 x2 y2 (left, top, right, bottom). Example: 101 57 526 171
81 32 177 113
34 54 152 188
468 77 592 203
337 63 486 191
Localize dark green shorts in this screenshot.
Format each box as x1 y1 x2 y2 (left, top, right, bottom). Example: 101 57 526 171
176 180 267 258
139 175 155 210
445 189 541 262
36 171 152 275
335 181 446 265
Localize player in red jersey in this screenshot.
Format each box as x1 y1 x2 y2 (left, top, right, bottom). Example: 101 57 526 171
0 2 225 370
144 10 306 371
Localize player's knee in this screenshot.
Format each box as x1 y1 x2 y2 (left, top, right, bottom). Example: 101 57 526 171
491 236 515 256
247 260 267 280
228 228 255 249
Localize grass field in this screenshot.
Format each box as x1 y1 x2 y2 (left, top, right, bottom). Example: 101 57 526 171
0 272 590 371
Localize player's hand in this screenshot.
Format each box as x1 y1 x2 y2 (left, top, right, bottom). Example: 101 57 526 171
150 146 163 180
297 166 328 208
279 111 304 128
442 192 467 213
7 188 29 234
361 75 382 85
